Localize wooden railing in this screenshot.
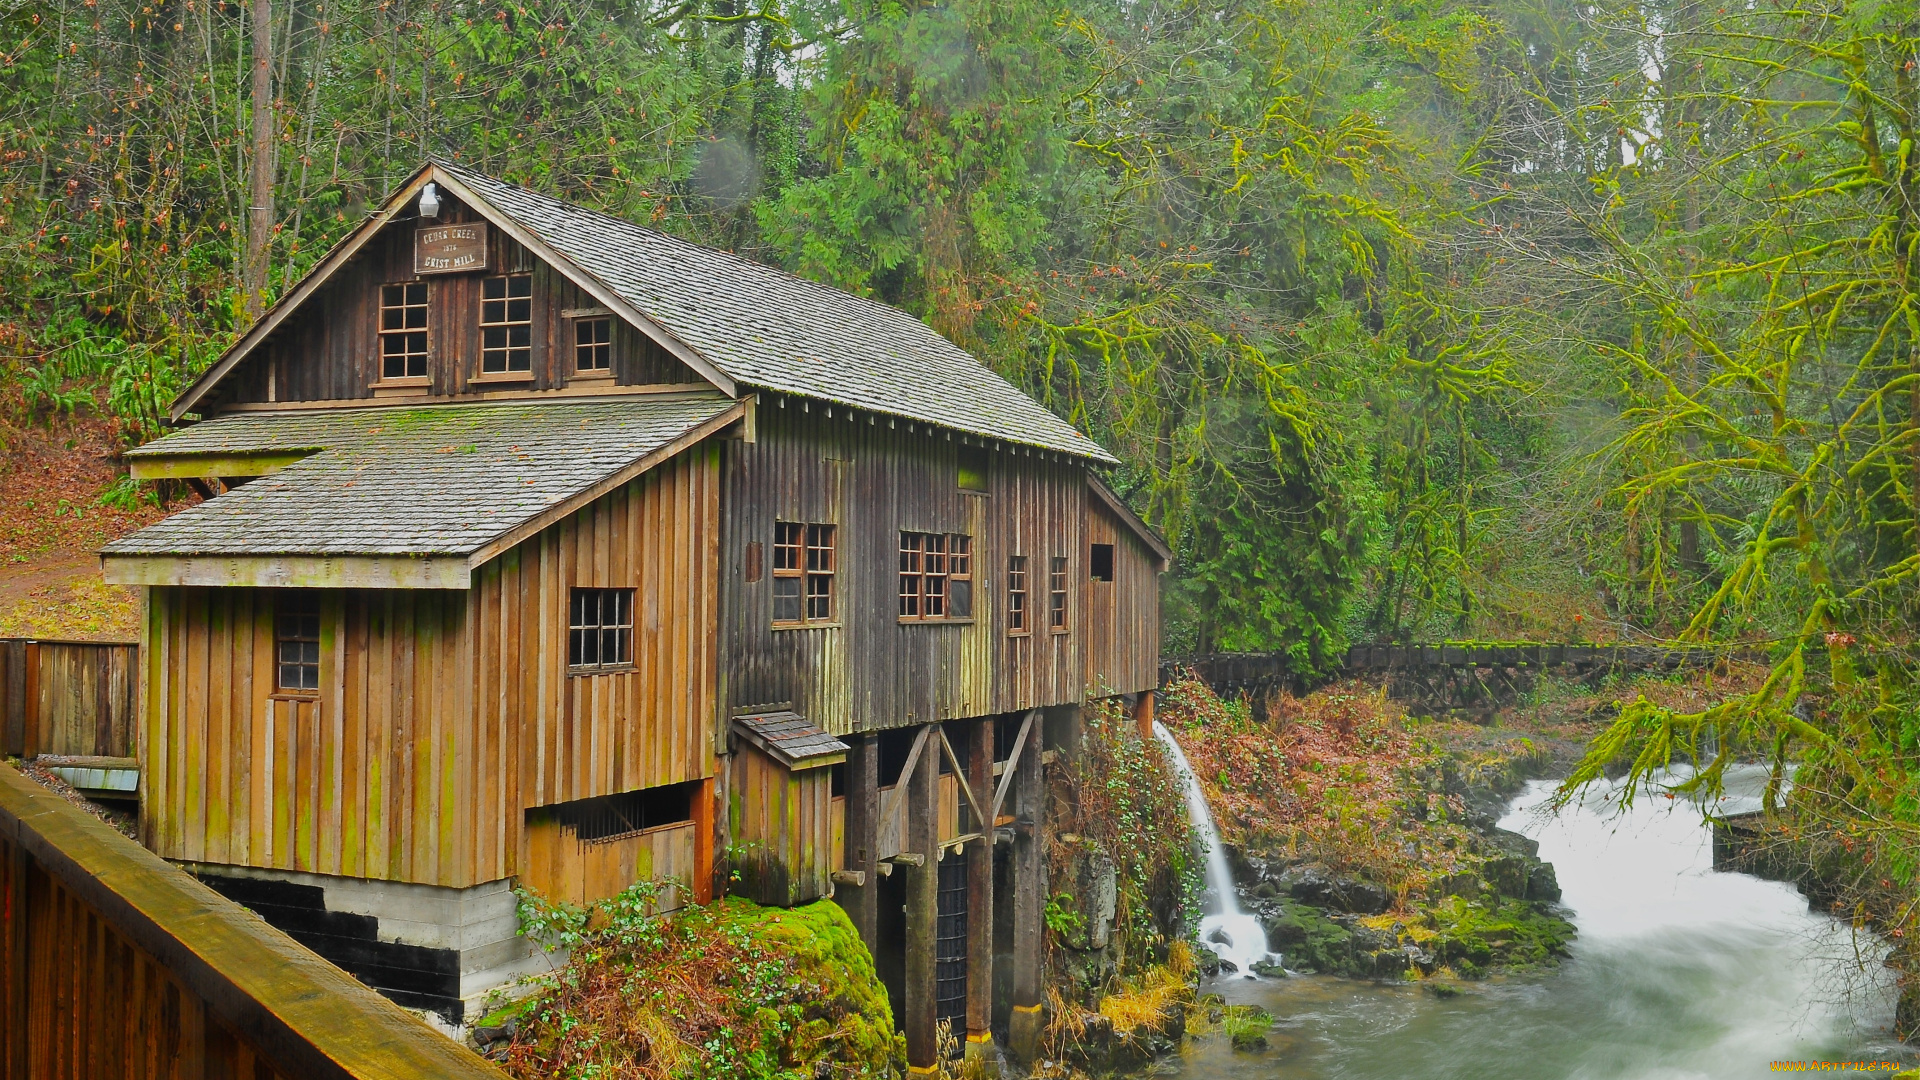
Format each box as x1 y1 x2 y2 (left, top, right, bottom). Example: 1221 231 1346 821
1 638 139 760
0 761 508 1080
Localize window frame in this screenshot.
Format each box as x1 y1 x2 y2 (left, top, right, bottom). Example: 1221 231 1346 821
573 315 613 375
1048 555 1070 633
479 272 534 375
899 531 973 622
274 593 322 695
378 282 429 382
1006 554 1029 636
568 587 636 673
772 521 836 628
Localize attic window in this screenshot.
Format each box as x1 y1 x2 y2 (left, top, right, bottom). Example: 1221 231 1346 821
481 273 533 373
379 283 428 379
575 316 612 372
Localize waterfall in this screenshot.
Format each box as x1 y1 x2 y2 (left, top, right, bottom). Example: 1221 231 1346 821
1152 721 1278 978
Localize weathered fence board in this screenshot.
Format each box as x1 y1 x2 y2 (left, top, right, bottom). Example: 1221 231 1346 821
0 639 140 760
0 762 508 1080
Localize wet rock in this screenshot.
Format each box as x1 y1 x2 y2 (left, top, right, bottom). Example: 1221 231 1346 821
1250 960 1288 977
1267 863 1392 915
1527 861 1561 903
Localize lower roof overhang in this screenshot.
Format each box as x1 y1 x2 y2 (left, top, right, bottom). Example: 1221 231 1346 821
101 553 473 590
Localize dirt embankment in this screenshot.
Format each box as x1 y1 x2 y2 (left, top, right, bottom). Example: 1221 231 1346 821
0 403 179 640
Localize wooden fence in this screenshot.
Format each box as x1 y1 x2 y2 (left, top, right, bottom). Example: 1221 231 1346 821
1 638 139 760
0 760 508 1080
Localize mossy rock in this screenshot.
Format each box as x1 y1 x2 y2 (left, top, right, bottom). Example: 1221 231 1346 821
709 897 906 1076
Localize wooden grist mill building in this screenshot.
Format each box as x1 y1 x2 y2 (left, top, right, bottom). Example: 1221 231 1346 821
97 162 1167 1068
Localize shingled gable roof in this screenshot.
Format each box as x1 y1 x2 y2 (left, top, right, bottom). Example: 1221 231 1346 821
171 161 1117 464
100 394 741 589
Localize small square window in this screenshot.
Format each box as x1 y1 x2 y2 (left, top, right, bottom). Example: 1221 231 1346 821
1091 543 1115 582
575 316 612 372
569 588 634 670
275 593 321 692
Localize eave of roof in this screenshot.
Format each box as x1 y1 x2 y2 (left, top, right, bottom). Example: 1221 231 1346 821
102 395 741 589
1088 474 1173 570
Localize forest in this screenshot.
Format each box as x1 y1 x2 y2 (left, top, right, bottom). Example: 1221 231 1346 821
2 0 1918 926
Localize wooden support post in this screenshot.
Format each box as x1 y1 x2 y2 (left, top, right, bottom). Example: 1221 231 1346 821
838 734 880 954
1 640 23 760
692 775 716 905
5 841 27 1080
1133 689 1155 742
904 725 939 1075
1008 710 1045 1064
965 716 994 1059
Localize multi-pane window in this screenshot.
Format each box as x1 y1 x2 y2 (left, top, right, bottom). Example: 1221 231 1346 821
275 594 321 692
900 532 972 620
575 316 612 372
1048 556 1069 630
773 522 835 625
481 273 533 373
1006 555 1029 634
379 283 428 379
569 588 634 670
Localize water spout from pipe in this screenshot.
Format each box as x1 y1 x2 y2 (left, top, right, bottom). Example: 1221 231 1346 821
1153 721 1278 978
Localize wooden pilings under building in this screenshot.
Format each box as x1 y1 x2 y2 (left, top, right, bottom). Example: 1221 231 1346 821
830 710 1052 1070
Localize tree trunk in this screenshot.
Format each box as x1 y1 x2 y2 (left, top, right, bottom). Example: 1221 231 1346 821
245 0 274 317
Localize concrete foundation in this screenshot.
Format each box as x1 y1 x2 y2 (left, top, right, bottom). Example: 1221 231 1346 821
183 863 550 1026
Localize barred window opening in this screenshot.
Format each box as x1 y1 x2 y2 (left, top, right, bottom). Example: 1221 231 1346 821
569 588 634 670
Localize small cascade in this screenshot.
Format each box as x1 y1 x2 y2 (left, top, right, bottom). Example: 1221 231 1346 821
1152 721 1278 978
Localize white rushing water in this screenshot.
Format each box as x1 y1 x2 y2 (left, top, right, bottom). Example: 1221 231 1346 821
1168 765 1911 1079
1154 721 1278 978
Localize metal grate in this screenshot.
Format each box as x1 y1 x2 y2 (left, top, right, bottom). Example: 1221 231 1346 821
936 851 969 1028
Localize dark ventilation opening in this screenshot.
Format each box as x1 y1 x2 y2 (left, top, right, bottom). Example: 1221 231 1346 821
878 726 921 788
1090 543 1115 582
830 762 846 798
936 850 969 1032
994 714 1023 766
539 780 698 842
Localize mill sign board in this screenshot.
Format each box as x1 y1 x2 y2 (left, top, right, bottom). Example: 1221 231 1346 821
414 223 489 275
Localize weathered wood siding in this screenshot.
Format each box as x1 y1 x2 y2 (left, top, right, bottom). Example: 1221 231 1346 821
0 639 138 759
719 405 1086 734
521 816 699 911
726 743 834 906
211 195 700 409
141 446 721 890
1082 498 1161 698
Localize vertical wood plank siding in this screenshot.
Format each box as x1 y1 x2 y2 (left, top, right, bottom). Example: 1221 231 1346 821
520 817 697 911
726 744 834 906
0 830 295 1080
1081 500 1161 698
719 406 1090 734
0 641 139 759
142 446 720 889
215 195 699 410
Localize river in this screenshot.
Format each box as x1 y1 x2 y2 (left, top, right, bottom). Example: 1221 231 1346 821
1168 768 1915 1078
